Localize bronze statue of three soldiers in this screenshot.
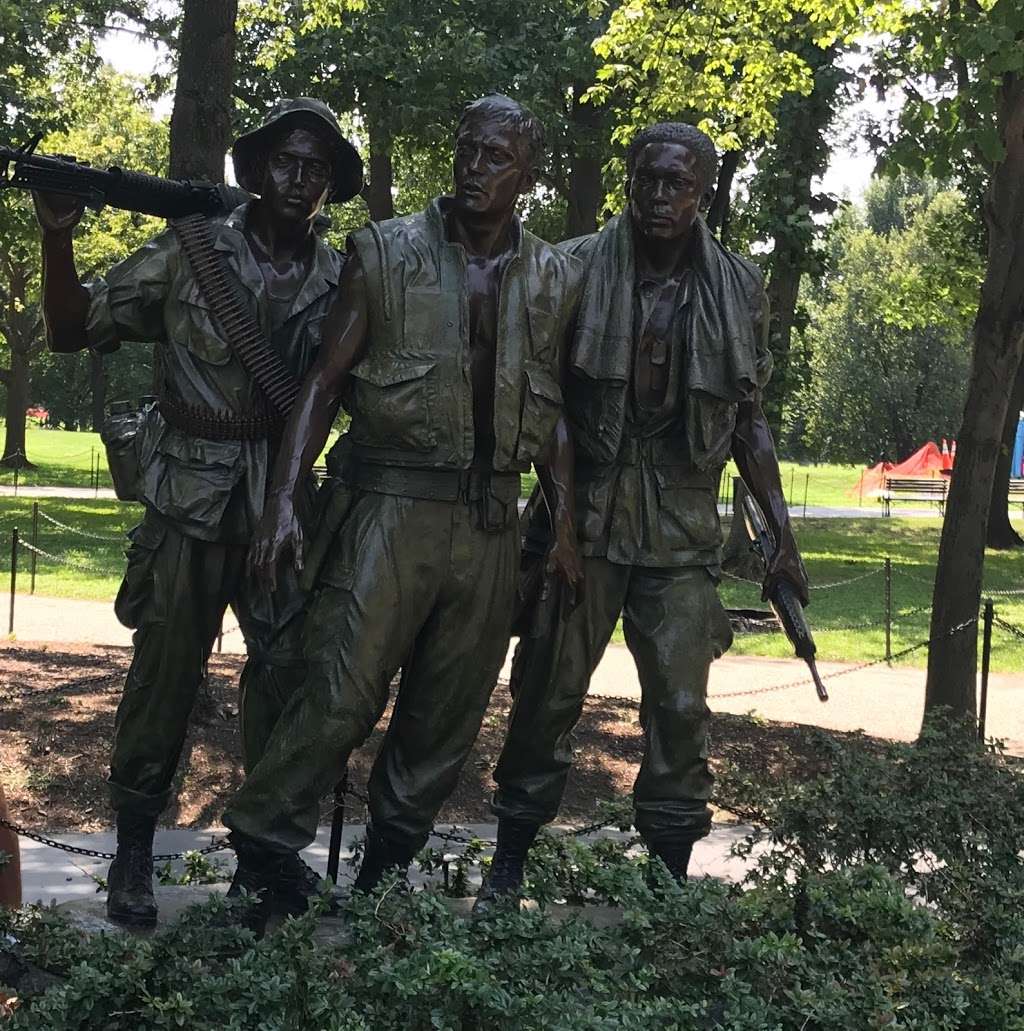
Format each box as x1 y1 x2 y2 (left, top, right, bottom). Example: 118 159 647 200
35 93 807 931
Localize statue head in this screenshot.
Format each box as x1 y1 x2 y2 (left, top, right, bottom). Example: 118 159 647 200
626 122 718 243
451 94 543 221
231 98 364 224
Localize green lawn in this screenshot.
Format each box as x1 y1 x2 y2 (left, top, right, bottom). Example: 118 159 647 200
0 424 113 490
2 498 1021 672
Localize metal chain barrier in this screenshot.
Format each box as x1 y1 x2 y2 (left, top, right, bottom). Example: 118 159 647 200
16 537 117 574
993 616 1024 641
0 604 992 866
0 815 227 862
36 509 128 544
721 566 885 591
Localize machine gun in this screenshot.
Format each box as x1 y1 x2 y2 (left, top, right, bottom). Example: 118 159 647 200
741 491 829 702
0 134 250 219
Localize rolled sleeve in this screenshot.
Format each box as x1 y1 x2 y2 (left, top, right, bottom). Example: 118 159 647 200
84 227 179 351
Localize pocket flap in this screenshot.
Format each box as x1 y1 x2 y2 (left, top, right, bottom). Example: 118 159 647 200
524 363 563 404
350 357 437 388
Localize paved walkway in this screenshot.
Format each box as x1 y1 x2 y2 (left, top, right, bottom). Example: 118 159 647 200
5 593 1021 750
0 485 118 500
18 820 757 907
1 482 968 519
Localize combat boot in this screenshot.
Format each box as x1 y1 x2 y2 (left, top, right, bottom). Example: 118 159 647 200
225 838 285 936
473 818 540 914
106 813 157 928
274 852 345 916
352 825 420 893
643 836 693 886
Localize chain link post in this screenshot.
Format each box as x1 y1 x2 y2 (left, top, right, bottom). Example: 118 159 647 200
327 766 349 884
884 556 893 664
979 599 994 743
803 473 809 519
30 501 38 595
8 527 17 635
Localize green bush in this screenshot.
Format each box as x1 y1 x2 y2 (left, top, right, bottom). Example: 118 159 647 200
2 719 1022 1030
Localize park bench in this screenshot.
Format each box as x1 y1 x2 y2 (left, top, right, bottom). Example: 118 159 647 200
1010 478 1024 515
881 476 949 516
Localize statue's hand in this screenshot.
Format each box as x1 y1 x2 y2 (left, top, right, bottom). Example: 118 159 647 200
763 536 809 607
544 523 584 610
32 191 86 233
249 491 303 593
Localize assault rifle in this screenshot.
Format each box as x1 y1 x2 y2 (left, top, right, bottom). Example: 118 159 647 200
741 491 829 702
0 134 250 219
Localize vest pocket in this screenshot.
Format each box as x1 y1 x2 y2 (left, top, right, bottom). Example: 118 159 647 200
348 357 437 452
515 362 563 465
653 468 721 551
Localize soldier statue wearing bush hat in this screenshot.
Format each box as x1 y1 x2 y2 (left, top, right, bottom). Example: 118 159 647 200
33 97 362 927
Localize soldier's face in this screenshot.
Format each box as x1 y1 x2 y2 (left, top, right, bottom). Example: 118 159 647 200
260 128 333 225
452 116 536 219
628 142 705 242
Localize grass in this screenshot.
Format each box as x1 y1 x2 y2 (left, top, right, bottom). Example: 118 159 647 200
0 424 113 490
2 498 1021 672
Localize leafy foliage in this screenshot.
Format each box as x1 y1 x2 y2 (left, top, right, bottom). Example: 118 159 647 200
3 722 1023 1029
792 177 981 462
0 65 168 435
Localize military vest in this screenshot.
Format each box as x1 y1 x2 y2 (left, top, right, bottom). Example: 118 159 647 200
346 199 582 473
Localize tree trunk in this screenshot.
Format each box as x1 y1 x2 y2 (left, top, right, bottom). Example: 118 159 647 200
760 41 842 441
985 355 1024 549
1 345 33 469
564 83 607 238
89 349 107 432
168 0 238 182
706 149 741 243
363 112 395 221
924 77 1024 722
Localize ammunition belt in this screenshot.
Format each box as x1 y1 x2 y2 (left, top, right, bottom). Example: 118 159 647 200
171 213 300 417
159 396 281 441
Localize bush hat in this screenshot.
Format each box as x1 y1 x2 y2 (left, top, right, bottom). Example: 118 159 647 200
232 97 364 204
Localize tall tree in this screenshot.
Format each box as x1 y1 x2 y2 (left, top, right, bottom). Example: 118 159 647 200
797 183 978 463
873 0 1024 720
169 0 238 182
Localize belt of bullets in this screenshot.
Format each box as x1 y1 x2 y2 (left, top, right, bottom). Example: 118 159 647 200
171 213 301 418
159 395 281 441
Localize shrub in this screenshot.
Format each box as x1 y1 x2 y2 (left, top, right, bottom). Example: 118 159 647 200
1 719 1021 1029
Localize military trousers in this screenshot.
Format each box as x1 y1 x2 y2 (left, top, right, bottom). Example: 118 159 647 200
109 509 307 819
492 559 733 844
223 488 519 854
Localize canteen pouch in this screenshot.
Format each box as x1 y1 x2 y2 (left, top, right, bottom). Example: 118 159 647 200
101 400 145 501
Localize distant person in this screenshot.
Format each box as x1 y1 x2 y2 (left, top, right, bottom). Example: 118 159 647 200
32 99 363 928
0 782 21 909
480 122 810 906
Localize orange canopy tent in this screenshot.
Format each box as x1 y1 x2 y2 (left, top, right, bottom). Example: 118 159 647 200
851 441 949 498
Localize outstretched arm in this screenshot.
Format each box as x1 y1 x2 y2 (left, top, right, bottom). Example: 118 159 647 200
34 193 90 353
250 254 370 590
731 395 809 605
